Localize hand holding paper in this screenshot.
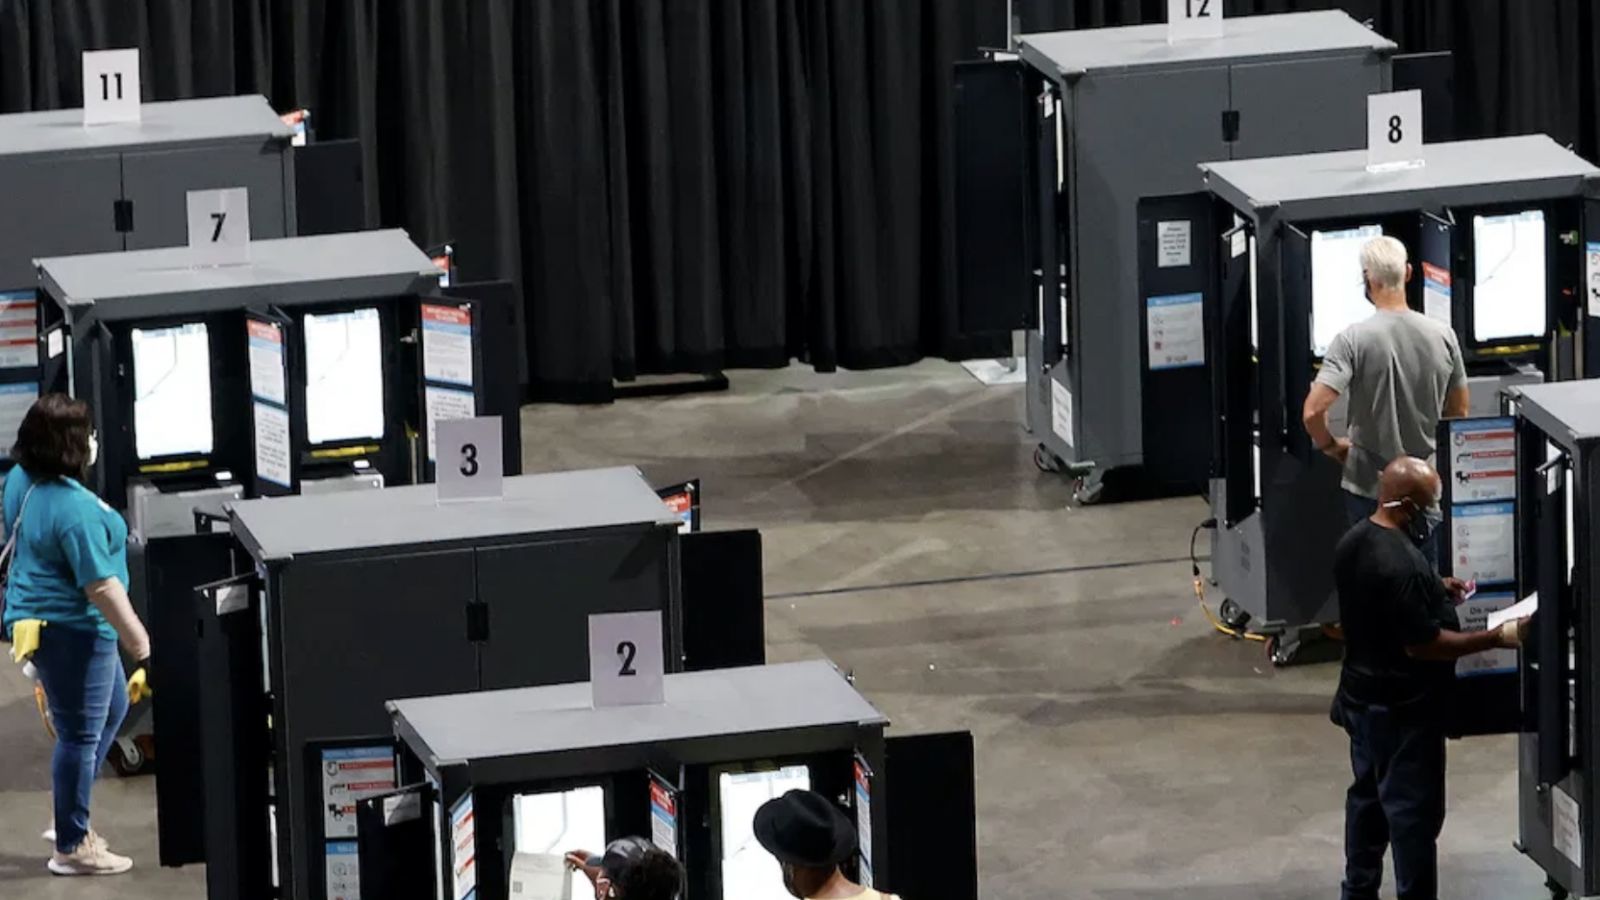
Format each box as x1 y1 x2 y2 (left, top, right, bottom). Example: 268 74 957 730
508 852 572 900
1488 593 1537 632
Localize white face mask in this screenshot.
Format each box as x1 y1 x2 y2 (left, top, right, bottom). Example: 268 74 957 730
88 433 98 467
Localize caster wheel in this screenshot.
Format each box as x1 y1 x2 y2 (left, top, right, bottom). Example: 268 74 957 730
1218 598 1250 631
108 739 145 777
1073 477 1105 505
1033 444 1062 473
1268 636 1298 667
1546 877 1568 900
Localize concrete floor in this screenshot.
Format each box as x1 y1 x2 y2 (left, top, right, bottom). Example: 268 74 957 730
0 361 1545 899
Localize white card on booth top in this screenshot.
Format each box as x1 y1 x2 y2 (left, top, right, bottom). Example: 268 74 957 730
1167 0 1223 43
186 188 252 265
435 416 504 501
83 49 142 125
589 611 666 708
1367 90 1425 171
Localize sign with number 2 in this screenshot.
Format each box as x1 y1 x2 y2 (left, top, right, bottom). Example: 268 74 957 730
589 611 666 708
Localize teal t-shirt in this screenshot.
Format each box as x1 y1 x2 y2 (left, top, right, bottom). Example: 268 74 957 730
0 467 128 641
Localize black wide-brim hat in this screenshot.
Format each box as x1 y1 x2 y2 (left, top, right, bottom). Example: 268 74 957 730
752 789 857 869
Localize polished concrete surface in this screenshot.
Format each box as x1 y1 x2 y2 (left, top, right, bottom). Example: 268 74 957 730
0 362 1541 899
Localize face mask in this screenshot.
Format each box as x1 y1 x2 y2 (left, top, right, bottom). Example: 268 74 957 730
1405 501 1441 547
88 433 99 467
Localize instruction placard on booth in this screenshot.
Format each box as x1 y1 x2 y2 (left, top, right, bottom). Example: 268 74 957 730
1450 501 1516 586
1146 293 1205 370
421 304 474 387
1446 418 1516 503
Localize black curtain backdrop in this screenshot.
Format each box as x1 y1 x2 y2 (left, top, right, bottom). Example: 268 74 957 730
1 2 1596 401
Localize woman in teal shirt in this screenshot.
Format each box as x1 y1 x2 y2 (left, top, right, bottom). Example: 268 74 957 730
2 394 150 877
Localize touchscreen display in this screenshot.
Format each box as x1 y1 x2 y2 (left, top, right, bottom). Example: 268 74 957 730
1310 225 1384 358
131 322 213 459
514 786 606 900
1473 210 1547 343
719 766 812 900
303 308 384 445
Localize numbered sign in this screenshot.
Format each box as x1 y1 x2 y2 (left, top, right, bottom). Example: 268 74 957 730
82 49 141 125
589 611 666 708
435 416 503 502
1367 90 1425 172
186 188 252 265
1167 0 1223 43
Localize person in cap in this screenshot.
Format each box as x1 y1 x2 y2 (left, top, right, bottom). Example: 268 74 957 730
754 789 900 900
565 836 684 900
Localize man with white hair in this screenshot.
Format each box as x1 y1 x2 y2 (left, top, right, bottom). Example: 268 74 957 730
1302 235 1468 565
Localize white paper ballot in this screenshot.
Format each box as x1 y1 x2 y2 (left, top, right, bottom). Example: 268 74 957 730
1487 593 1538 632
507 853 572 900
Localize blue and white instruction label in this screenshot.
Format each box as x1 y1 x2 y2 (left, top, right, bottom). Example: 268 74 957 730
1451 501 1515 586
1146 293 1205 370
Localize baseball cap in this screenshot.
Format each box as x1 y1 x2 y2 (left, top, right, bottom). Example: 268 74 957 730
585 836 653 879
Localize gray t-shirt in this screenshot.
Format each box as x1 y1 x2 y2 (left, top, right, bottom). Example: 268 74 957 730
1315 309 1467 499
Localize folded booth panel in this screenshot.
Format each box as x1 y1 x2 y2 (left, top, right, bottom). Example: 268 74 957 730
953 59 1037 336
356 784 437 900
884 732 978 900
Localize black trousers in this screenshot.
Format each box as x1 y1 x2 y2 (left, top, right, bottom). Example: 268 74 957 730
1335 696 1447 900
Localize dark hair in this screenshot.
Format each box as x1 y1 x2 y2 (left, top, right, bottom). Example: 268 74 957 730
612 848 684 900
12 393 93 482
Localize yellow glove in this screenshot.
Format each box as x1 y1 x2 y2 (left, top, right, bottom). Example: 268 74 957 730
9 618 43 664
127 658 152 704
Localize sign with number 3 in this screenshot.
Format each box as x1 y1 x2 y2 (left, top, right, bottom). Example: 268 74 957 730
435 416 504 502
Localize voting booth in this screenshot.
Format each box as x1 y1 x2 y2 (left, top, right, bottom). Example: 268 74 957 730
956 11 1397 503
1197 135 1600 662
363 661 977 900
0 95 298 451
150 468 699 900
1502 381 1599 897
32 229 521 534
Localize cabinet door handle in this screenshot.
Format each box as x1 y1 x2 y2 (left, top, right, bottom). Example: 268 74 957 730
465 601 489 643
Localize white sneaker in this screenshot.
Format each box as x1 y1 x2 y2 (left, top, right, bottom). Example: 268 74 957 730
47 833 129 876
44 825 103 847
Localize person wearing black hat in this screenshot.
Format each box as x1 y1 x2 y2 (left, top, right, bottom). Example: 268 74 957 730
753 789 900 900
565 836 684 900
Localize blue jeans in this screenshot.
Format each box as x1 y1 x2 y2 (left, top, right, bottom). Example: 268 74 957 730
1336 698 1446 900
1342 490 1439 570
31 627 128 854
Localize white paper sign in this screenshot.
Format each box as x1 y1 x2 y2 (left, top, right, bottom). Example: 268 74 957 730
1456 592 1519 677
0 290 38 369
854 758 874 888
1446 418 1516 503
1586 243 1600 318
1450 501 1516 586
1157 221 1192 268
650 779 678 858
1050 378 1074 450
1554 786 1583 867
1167 0 1223 43
589 611 666 708
247 318 286 405
1147 293 1205 369
320 747 396 839
186 187 251 265
435 416 503 501
1367 90 1425 171
253 401 292 488
1422 262 1453 328
507 853 572 900
326 842 362 900
422 304 474 387
82 49 141 125
425 386 477 463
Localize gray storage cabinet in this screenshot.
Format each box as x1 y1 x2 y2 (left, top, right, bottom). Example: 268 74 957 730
1199 135 1600 655
1016 11 1393 499
212 467 683 900
0 95 295 291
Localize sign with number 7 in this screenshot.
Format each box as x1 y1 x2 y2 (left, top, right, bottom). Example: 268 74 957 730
185 187 252 265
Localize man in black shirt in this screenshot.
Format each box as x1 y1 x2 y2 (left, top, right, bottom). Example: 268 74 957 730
1332 457 1529 900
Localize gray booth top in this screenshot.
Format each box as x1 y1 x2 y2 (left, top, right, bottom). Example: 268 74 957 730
228 466 681 562
0 95 292 160
390 660 887 782
1511 380 1600 445
1018 9 1394 78
1200 134 1600 226
35 229 439 325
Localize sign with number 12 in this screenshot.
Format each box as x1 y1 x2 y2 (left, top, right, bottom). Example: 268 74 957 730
1168 0 1223 43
